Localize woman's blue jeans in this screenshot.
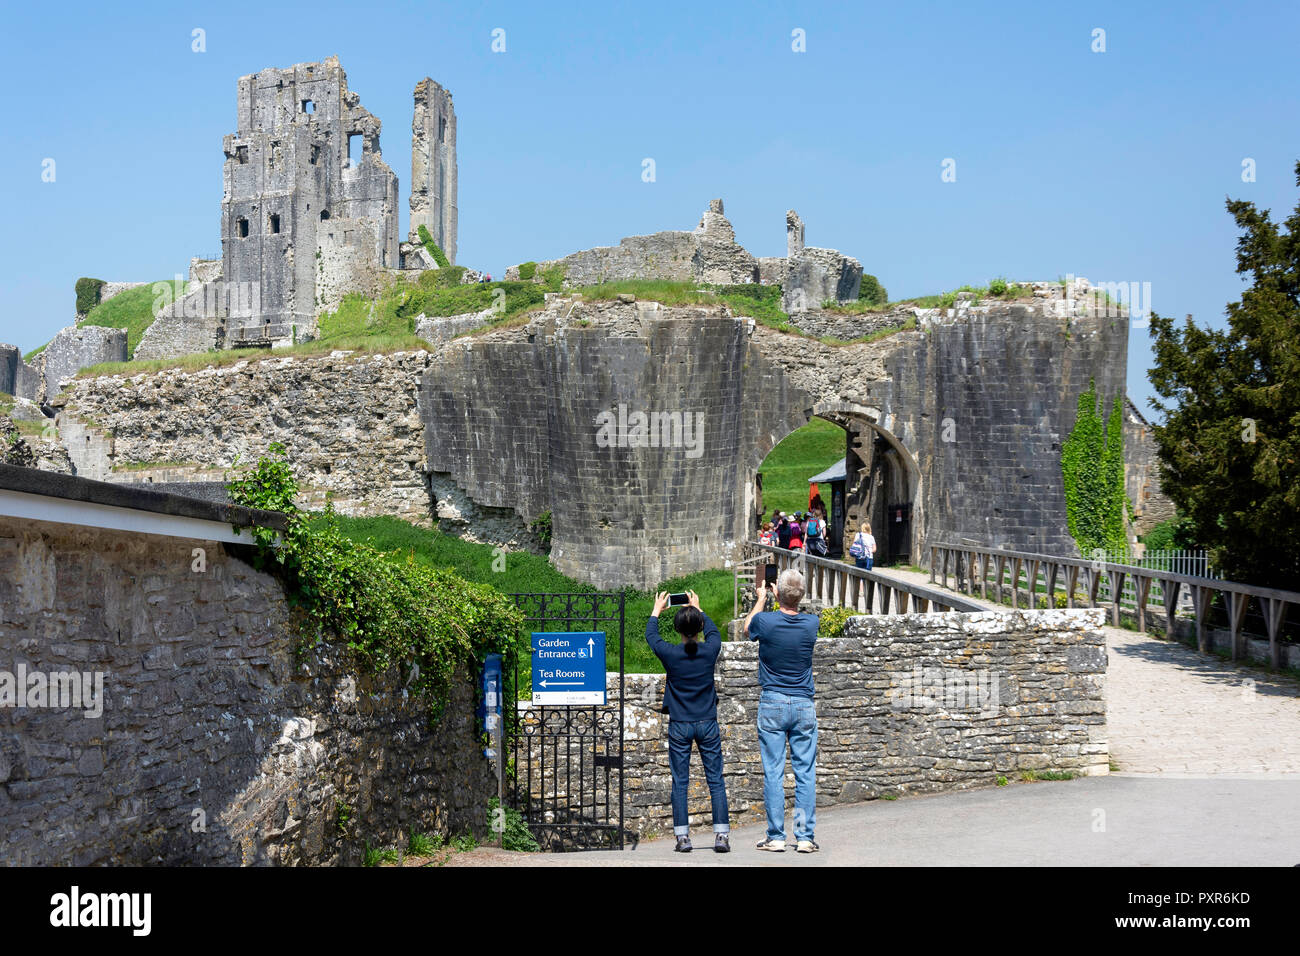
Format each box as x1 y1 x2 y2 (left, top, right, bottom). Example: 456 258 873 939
757 690 818 842
667 718 730 835
855 556 874 570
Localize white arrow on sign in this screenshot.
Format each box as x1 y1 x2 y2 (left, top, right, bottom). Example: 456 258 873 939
587 637 595 657
539 681 583 687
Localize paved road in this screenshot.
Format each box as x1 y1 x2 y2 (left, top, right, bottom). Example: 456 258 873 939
502 775 1300 866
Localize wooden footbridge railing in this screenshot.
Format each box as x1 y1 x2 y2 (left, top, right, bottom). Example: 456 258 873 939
929 542 1299 668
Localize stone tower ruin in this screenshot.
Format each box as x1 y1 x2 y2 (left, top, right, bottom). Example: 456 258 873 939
220 56 399 346
408 78 457 265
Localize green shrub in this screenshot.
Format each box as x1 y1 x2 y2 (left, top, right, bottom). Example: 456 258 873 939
818 605 856 638
75 277 105 314
858 274 888 305
528 510 552 548
517 261 538 281
489 797 540 852
988 277 1009 296
226 443 526 721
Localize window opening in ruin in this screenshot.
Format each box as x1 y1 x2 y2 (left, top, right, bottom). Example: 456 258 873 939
236 145 248 165
438 115 446 143
347 133 362 168
237 218 249 238
320 210 330 221
309 144 320 165
301 99 315 114
269 213 280 234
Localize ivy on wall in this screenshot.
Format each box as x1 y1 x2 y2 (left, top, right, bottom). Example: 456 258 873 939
75 277 106 315
227 443 524 721
1061 380 1129 556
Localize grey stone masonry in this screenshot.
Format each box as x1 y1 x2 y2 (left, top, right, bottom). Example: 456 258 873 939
0 514 493 865
221 56 399 346
36 326 127 403
409 77 457 264
780 209 863 312
514 199 759 286
609 608 1108 837
1123 397 1174 540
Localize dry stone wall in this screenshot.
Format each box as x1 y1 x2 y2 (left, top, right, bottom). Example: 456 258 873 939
0 516 493 865
611 608 1108 837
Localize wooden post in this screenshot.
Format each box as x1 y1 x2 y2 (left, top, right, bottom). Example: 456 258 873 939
1263 597 1286 670
1135 574 1152 634
1190 584 1213 653
1228 591 1250 661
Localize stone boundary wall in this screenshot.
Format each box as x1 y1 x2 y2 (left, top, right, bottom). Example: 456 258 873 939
56 351 433 524
607 608 1107 837
0 515 494 865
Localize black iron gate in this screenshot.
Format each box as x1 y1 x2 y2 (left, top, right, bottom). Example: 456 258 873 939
506 592 626 851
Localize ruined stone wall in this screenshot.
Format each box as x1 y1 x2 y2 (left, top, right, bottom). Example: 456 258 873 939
605 608 1107 837
40 327 128 399
873 305 1130 558
1123 398 1175 540
409 78 457 264
55 351 433 524
786 308 913 342
520 200 760 287
0 516 492 865
222 57 398 345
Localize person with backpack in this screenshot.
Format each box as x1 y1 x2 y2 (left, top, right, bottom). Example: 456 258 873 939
759 522 774 547
848 520 876 570
805 511 827 556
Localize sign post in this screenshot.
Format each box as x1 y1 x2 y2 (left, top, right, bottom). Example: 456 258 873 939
530 631 606 705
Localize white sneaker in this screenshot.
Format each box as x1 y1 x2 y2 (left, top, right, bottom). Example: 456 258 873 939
796 840 820 853
756 838 786 852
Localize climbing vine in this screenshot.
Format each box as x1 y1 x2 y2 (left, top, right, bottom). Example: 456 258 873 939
1061 381 1130 556
228 443 524 720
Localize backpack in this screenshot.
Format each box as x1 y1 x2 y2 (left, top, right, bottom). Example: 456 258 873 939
848 533 866 559
806 518 821 538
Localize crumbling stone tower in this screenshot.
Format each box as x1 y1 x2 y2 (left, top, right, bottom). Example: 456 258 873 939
221 56 399 345
408 78 457 264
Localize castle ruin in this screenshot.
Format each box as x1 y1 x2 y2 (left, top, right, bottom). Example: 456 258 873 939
136 59 456 359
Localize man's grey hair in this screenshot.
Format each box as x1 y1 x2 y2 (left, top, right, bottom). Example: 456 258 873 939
776 568 805 608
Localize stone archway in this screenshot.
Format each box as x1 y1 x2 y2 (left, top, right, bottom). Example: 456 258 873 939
746 400 922 566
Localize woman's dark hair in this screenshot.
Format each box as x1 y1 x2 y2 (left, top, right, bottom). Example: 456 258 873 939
673 606 704 640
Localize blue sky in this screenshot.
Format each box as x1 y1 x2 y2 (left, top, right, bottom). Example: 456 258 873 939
2 0 1297 419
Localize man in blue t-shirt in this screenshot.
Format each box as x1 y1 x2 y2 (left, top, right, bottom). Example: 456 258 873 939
743 568 819 853
647 590 730 853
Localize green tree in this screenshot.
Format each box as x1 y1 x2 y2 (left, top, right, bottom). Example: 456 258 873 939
1061 380 1128 557
1147 161 1300 589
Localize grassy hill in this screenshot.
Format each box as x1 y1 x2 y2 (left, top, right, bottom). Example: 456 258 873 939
326 514 739 675
759 418 845 519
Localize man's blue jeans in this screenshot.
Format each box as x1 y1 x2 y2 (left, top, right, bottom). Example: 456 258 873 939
667 718 730 836
757 690 818 842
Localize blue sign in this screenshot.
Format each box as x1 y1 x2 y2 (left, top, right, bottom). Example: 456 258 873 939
531 631 606 705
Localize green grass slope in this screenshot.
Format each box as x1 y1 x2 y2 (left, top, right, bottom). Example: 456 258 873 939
759 418 845 518
325 514 739 675
80 280 189 359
